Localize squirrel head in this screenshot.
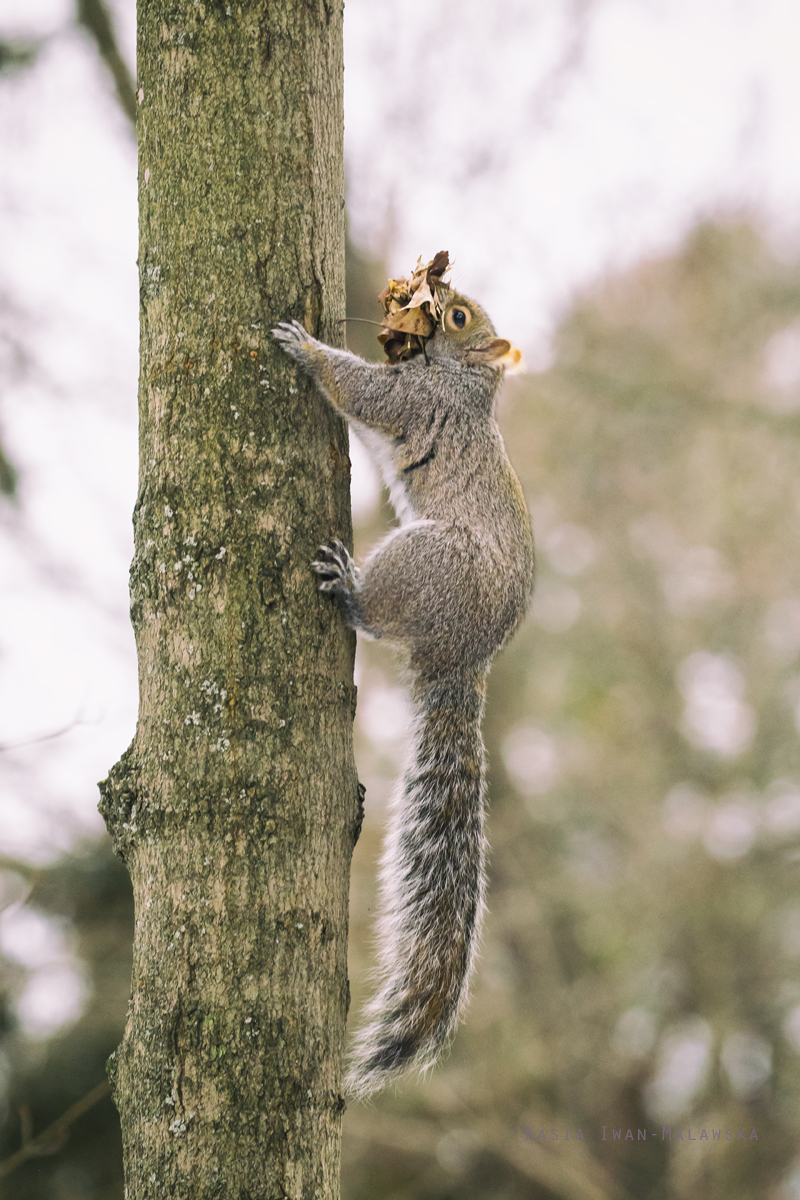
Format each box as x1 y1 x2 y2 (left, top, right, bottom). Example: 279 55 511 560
427 291 522 371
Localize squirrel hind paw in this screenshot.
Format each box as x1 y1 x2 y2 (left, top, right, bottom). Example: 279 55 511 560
312 540 358 580
311 542 363 615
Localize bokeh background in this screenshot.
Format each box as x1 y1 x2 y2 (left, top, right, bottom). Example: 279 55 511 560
2 1 800 1197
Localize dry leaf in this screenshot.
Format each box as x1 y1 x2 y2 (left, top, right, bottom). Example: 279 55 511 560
377 251 451 361
382 306 434 337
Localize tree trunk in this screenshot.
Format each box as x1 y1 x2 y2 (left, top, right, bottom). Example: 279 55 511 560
99 3 354 1197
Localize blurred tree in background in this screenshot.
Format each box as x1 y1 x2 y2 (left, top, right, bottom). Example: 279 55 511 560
0 848 130 1196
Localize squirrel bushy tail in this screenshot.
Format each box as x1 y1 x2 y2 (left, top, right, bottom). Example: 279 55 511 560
346 671 488 1100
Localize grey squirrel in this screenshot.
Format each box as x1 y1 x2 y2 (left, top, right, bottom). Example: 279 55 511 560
272 282 534 1099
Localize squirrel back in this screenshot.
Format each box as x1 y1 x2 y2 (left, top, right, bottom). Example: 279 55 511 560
273 286 534 1097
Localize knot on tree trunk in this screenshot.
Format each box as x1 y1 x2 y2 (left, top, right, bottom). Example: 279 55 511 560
98 741 142 861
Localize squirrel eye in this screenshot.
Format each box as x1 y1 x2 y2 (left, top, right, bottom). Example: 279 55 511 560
451 308 467 329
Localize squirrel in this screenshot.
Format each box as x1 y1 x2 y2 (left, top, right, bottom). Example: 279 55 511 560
272 284 534 1099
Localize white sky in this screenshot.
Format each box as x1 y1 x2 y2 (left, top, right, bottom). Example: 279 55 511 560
0 0 799 861
345 0 800 352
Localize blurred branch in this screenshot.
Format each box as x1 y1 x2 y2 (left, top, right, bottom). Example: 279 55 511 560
0 1080 112 1179
0 290 35 501
0 444 15 496
0 39 41 74
0 712 98 753
348 1114 632 1200
486 1118 632 1200
454 0 600 184
76 0 136 129
0 854 38 877
526 0 595 129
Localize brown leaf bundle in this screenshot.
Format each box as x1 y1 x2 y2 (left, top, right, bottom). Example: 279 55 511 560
377 251 451 362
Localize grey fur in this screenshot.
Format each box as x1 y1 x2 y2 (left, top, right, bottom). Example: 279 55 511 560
272 292 534 1097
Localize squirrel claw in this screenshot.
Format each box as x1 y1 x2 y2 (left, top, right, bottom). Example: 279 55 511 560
271 320 312 361
311 540 360 594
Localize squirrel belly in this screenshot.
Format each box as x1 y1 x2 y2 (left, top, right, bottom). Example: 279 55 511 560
272 290 534 1098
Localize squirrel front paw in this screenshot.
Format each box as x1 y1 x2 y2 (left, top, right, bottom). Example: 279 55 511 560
271 320 314 365
311 539 361 596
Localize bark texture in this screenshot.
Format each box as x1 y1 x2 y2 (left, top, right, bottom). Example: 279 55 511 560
99 3 354 1197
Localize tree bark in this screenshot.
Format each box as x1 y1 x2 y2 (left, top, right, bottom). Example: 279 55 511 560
99 3 354 1197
